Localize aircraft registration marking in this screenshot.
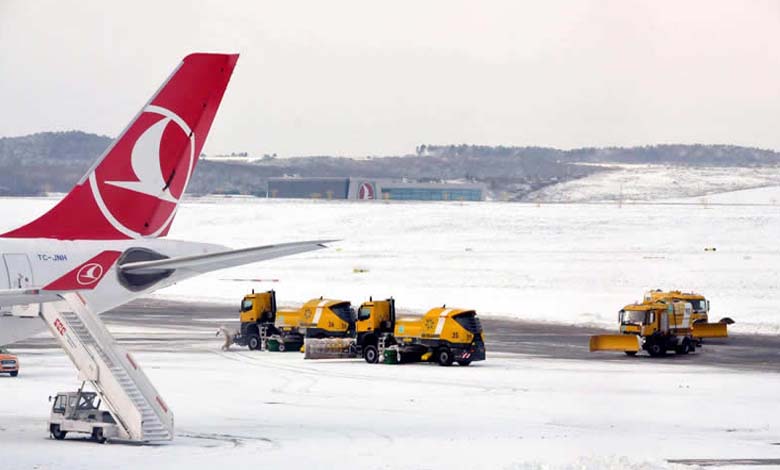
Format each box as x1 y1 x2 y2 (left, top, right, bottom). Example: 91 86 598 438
37 254 68 262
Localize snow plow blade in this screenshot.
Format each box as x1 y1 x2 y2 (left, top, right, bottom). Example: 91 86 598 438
304 338 357 359
589 335 641 352
692 322 728 339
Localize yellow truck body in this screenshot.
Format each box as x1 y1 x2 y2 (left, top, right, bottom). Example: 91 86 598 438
644 290 730 339
590 301 697 357
237 291 353 350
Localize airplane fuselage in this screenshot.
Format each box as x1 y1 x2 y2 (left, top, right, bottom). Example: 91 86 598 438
0 237 226 315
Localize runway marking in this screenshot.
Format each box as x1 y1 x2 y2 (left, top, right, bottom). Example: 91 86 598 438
668 459 780 467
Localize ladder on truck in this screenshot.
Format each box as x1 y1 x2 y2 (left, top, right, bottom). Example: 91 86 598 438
39 293 174 443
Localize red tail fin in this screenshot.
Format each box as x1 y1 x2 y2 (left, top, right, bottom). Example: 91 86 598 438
2 53 238 240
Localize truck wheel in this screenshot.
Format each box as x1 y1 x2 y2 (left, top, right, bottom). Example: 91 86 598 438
248 336 261 350
647 342 665 357
363 345 379 364
50 424 67 440
624 351 637 357
92 427 106 444
10 371 18 377
436 348 453 366
675 339 692 355
278 342 286 352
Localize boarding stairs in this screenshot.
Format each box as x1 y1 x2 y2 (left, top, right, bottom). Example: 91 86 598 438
39 293 173 442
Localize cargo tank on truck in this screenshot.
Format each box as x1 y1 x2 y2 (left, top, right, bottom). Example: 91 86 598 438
235 290 354 351
589 301 697 357
306 297 486 366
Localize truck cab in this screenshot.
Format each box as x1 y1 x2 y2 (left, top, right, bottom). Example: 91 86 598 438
49 390 118 443
352 298 396 363
238 290 278 350
615 301 695 356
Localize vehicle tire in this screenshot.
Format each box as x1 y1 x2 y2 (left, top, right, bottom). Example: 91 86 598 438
10 371 18 377
248 336 261 351
647 342 665 357
436 348 453 367
51 424 67 440
363 345 379 364
92 427 106 444
457 359 472 366
624 351 637 357
278 342 286 352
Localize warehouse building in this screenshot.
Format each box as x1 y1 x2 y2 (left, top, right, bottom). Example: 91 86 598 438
347 179 485 201
267 177 485 201
266 177 350 199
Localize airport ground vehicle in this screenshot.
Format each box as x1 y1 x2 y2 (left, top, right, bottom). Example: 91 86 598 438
235 290 354 351
644 290 732 339
0 347 19 376
48 388 119 443
308 297 486 366
589 301 697 357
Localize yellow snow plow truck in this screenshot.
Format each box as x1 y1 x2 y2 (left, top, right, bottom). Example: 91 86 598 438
235 290 354 351
644 290 733 339
305 298 486 366
589 301 697 357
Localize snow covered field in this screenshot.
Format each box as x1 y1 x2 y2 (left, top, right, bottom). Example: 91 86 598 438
2 179 780 334
3 339 779 470
526 164 780 203
2 176 780 469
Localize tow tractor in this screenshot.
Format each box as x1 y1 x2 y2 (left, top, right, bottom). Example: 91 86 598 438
48 384 119 443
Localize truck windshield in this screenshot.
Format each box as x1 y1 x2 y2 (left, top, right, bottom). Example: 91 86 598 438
53 395 67 413
453 312 482 335
330 303 354 323
689 299 706 311
241 299 253 312
358 306 371 320
620 310 646 324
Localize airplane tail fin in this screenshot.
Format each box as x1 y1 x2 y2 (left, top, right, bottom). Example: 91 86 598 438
2 53 238 240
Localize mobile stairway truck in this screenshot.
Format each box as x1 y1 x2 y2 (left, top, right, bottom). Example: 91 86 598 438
589 300 697 357
305 297 486 366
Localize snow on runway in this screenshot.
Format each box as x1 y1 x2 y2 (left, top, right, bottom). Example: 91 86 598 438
2 178 780 468
3 183 780 334
2 340 780 470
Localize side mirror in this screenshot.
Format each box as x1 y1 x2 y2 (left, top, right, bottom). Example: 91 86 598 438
48 396 52 402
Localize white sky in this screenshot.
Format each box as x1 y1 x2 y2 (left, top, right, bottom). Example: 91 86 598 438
1 0 779 156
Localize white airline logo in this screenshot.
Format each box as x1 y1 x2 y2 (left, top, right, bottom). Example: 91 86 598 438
88 105 196 239
76 263 104 286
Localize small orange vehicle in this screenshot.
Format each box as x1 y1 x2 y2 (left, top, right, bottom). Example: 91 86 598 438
0 348 19 377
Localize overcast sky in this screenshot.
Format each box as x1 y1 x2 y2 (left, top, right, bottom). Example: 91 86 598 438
1 1 779 156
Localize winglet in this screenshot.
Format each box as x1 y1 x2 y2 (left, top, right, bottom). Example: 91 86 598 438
43 251 122 291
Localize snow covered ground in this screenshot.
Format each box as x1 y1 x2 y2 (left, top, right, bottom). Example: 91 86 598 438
2 179 780 334
526 164 780 203
2 175 780 469
2 339 779 470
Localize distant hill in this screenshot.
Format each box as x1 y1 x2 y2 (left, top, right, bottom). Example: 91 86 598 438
1 132 778 198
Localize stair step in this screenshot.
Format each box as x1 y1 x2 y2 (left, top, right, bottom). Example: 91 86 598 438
44 295 174 444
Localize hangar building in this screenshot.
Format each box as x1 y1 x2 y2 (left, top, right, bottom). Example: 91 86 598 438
267 177 485 201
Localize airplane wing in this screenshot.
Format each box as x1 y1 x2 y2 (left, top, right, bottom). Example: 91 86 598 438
119 240 335 275
0 288 61 308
